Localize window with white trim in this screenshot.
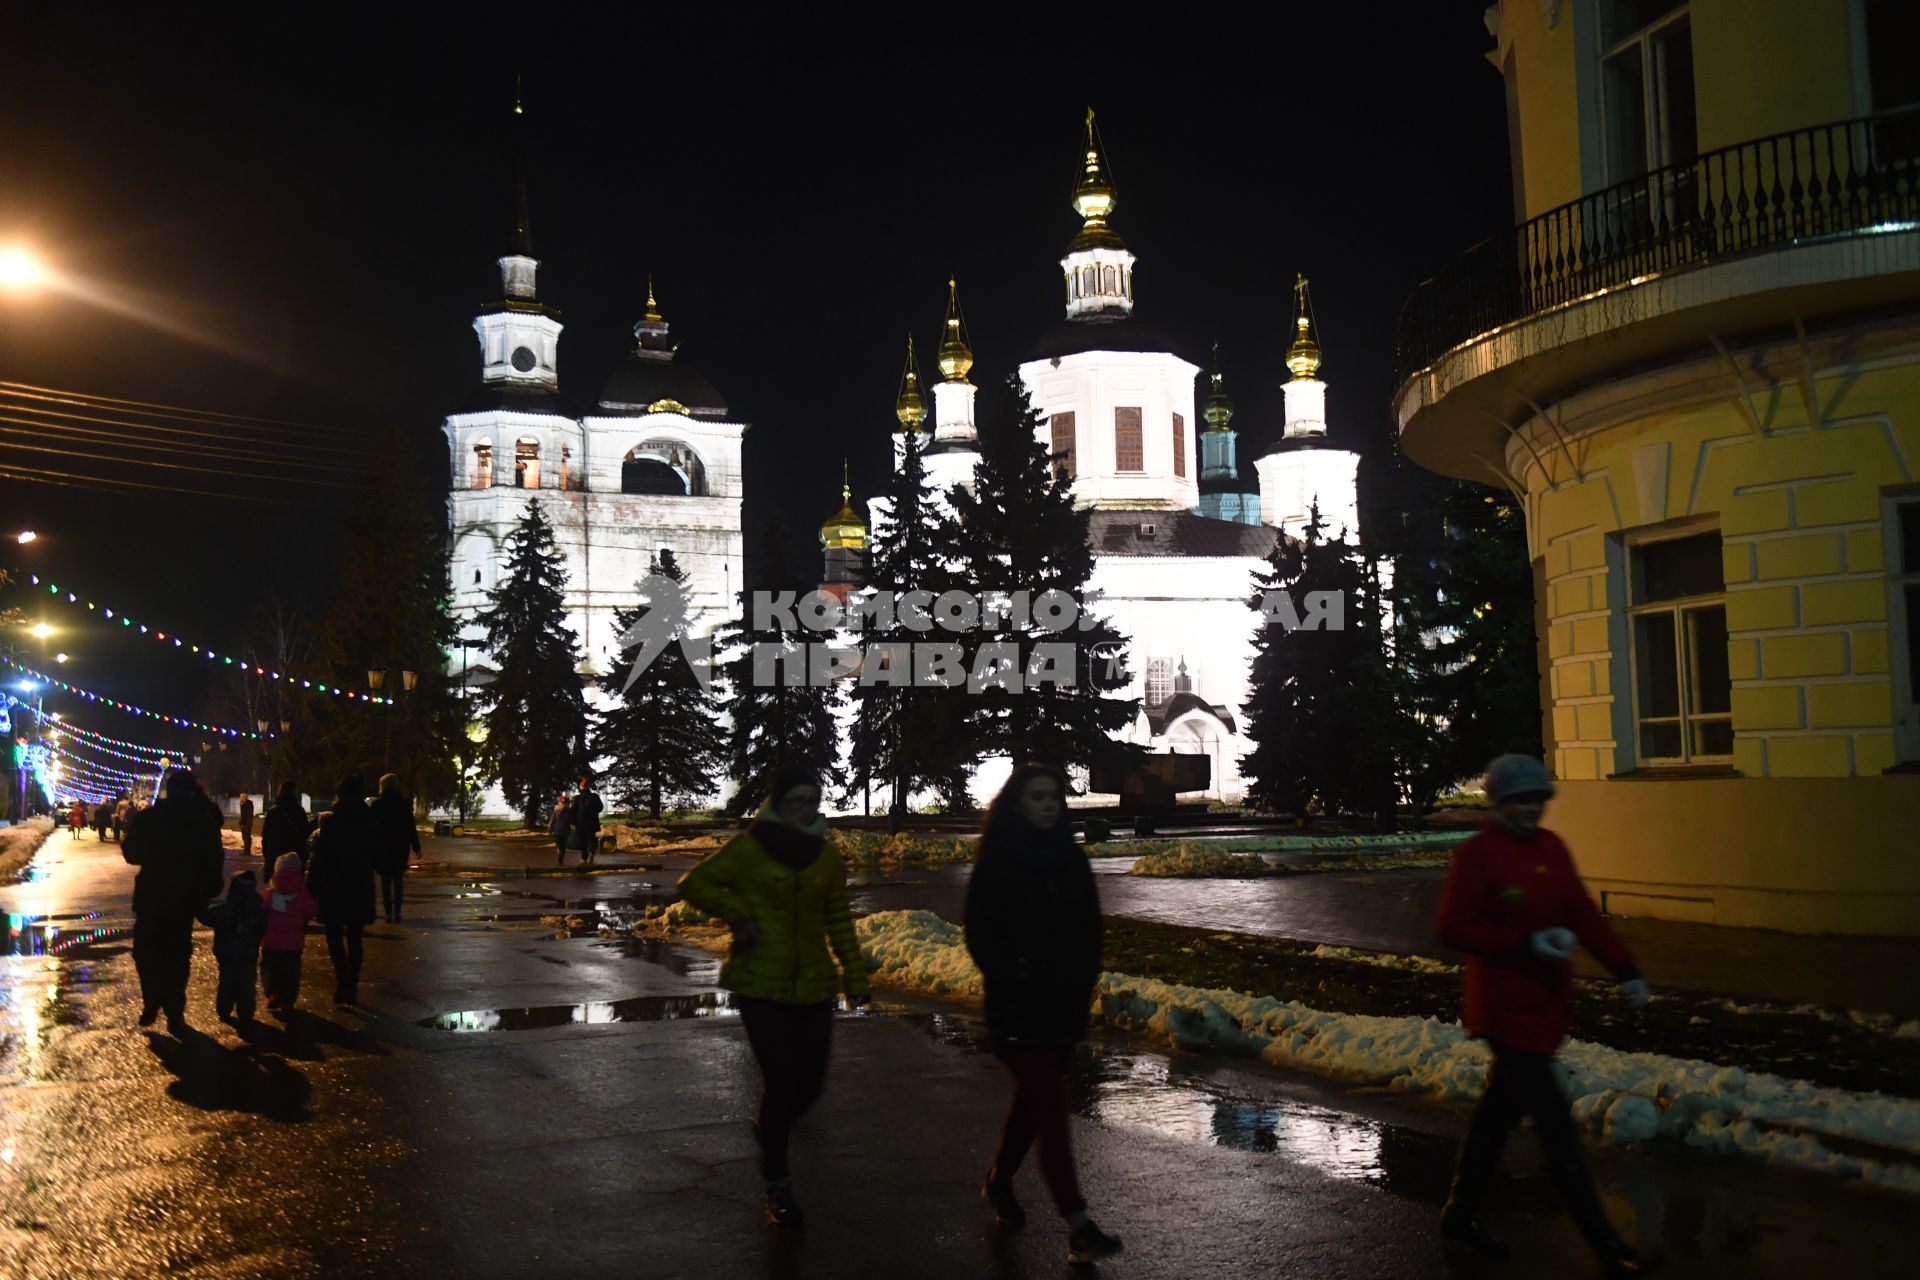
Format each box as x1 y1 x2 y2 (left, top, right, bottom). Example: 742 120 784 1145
1599 1 1695 183
471 440 494 489
514 437 540 489
1627 529 1731 763
1114 406 1143 472
1145 656 1172 709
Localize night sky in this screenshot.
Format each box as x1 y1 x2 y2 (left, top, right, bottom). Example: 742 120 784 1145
0 5 1510 735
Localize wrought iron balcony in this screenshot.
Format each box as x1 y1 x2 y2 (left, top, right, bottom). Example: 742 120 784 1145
1394 105 1920 387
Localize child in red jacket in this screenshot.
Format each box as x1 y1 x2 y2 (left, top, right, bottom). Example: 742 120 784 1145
1435 754 1658 1276
260 852 319 1014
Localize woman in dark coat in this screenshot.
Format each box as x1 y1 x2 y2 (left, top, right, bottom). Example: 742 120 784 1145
261 780 312 872
962 763 1120 1266
305 773 380 1006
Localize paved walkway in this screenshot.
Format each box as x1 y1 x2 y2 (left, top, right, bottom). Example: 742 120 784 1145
5 831 1917 1276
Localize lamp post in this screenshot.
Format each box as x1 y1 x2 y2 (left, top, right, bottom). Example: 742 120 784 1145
367 668 417 777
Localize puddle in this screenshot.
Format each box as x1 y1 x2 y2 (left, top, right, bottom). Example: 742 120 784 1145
419 991 735 1031
589 935 722 982
3 914 128 958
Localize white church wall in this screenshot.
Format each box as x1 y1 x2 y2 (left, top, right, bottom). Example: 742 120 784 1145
1255 447 1361 543
1017 350 1200 509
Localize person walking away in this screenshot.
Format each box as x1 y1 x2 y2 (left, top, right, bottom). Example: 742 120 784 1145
238 793 256 858
261 781 311 874
93 800 113 841
113 793 133 843
675 764 868 1228
963 763 1122 1266
371 773 421 924
1435 753 1659 1275
197 868 267 1025
67 799 85 838
549 793 572 866
121 769 224 1034
306 774 379 1006
571 775 604 866
260 852 319 1014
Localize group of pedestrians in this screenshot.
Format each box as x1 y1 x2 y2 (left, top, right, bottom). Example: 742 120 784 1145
676 754 1658 1275
120 768 422 1032
548 776 604 865
68 793 138 841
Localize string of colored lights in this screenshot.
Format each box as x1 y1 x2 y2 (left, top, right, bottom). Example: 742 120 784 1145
52 751 160 790
52 736 173 781
50 721 178 765
2 654 263 738
25 572 393 705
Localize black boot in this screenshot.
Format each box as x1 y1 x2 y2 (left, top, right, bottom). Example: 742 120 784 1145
1440 1129 1511 1259
1547 1150 1659 1275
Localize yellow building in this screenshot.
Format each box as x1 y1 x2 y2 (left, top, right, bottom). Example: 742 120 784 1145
1395 0 1920 935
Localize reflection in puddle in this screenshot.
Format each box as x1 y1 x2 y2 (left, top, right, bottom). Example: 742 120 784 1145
420 991 735 1031
590 934 721 983
3 913 126 957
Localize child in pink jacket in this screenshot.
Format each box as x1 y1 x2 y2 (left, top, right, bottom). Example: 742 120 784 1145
261 852 319 1014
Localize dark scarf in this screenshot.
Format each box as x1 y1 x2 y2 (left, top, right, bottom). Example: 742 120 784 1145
750 817 824 870
993 815 1078 873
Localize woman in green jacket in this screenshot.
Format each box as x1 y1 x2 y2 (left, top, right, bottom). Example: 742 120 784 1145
676 764 869 1228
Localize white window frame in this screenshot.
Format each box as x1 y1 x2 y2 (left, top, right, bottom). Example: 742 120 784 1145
1145 656 1173 709
1625 526 1732 766
1598 1 1693 184
1886 493 1920 764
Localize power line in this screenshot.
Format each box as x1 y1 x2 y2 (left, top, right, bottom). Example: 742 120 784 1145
0 460 317 506
0 380 368 438
0 419 373 489
0 397 379 465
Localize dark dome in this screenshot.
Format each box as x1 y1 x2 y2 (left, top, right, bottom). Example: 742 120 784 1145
1029 315 1190 363
453 382 569 415
597 353 728 417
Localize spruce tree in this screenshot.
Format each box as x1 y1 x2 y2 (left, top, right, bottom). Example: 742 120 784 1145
298 445 464 807
1241 505 1405 823
947 380 1140 776
715 519 846 817
1387 473 1541 812
598 550 727 819
473 500 591 826
850 426 973 827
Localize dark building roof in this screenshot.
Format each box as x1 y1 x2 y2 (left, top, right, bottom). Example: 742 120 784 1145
1086 508 1277 558
597 353 729 418
1198 468 1254 497
1146 690 1238 736
1029 316 1191 364
1256 433 1339 458
921 435 981 457
452 382 571 416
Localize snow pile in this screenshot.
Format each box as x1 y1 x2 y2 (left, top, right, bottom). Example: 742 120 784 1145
0 816 56 878
1304 943 1460 975
1714 997 1920 1041
1128 844 1278 878
833 830 976 868
641 899 714 928
855 910 984 997
851 909 1920 1194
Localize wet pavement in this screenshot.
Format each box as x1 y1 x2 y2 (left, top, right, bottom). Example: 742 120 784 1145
1 827 1917 1276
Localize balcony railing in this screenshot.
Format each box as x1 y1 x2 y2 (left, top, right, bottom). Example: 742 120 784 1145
1395 105 1920 386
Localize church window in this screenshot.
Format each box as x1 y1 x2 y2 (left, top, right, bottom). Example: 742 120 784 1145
515 438 540 489
1050 412 1077 479
472 441 494 489
1146 656 1172 708
1114 407 1143 472
1102 265 1116 295
559 445 572 492
1172 413 1186 478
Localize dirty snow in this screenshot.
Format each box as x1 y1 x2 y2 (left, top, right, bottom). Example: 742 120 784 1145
851 908 1920 1195
1303 943 1460 975
1128 845 1279 878
0 817 57 878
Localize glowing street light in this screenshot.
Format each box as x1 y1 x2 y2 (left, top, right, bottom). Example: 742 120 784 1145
30 623 53 640
0 248 47 293
54 653 68 664
15 531 36 545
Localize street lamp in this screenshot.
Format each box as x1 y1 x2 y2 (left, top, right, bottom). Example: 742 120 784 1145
15 531 37 545
30 623 53 640
0 249 46 293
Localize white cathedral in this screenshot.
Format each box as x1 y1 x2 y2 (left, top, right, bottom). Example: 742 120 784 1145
444 117 1363 808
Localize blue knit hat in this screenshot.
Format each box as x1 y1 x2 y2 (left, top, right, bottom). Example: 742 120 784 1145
1484 753 1556 802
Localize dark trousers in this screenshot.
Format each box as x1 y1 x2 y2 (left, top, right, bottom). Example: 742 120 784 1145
380 870 406 921
991 1046 1087 1218
261 948 302 1007
132 911 195 1019
1450 1040 1624 1251
324 921 364 998
737 997 834 1182
240 821 253 856
214 957 257 1020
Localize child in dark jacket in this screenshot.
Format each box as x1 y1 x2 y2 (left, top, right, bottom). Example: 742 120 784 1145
197 869 268 1024
260 852 319 1014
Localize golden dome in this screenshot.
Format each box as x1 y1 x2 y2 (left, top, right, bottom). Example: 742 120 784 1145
1068 109 1126 253
642 276 663 323
895 334 926 431
1203 347 1233 432
819 461 868 550
937 277 973 383
1285 274 1322 381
